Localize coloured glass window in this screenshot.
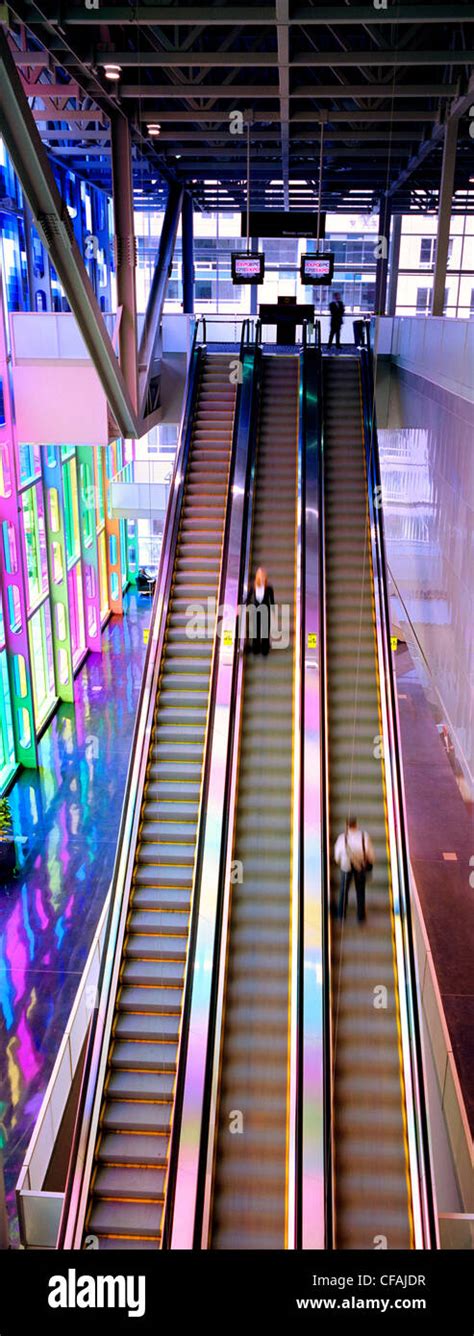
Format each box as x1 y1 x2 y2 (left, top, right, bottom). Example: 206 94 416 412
0 644 16 790
18 442 41 486
63 457 80 564
28 603 55 727
22 484 47 609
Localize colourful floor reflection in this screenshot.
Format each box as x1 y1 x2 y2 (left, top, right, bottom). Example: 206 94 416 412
0 590 150 1243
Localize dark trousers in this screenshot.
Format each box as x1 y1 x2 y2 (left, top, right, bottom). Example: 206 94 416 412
328 322 342 349
251 605 271 656
338 868 366 921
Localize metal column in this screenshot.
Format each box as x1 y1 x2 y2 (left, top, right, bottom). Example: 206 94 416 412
432 115 458 317
250 236 259 317
374 193 391 316
387 214 402 317
0 266 37 767
182 191 194 315
103 443 123 616
138 183 183 418
111 115 138 412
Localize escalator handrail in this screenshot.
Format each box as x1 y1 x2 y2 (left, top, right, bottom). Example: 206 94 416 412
195 313 207 344
359 341 438 1248
317 340 336 1249
161 338 259 1247
58 318 205 1250
239 317 251 362
298 337 334 1249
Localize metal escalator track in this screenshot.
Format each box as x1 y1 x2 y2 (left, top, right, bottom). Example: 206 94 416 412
323 355 413 1250
85 354 237 1247
210 354 299 1249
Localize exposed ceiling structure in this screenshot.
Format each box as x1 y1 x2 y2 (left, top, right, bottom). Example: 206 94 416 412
5 2 474 213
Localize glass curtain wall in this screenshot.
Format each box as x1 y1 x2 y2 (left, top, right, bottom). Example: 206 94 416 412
0 143 130 791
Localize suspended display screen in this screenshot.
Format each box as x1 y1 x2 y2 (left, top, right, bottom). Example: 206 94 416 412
231 251 265 284
300 252 335 284
241 211 326 239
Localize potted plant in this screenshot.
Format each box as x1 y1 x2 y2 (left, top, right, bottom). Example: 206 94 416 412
0 798 16 879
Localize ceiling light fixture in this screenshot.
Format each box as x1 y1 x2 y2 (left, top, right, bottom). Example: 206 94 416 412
103 62 121 81
147 123 161 137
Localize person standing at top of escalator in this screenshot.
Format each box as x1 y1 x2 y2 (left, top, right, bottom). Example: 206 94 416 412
328 292 345 351
334 815 375 923
247 566 275 656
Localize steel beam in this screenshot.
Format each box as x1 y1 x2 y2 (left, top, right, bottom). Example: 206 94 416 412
138 182 183 419
276 0 290 208
182 190 194 316
25 4 471 23
126 82 444 101
432 115 459 315
111 113 138 412
388 74 474 195
76 50 474 68
374 193 391 315
292 83 458 98
387 213 402 317
291 49 474 66
0 31 139 439
32 108 108 122
294 3 474 19
20 81 80 99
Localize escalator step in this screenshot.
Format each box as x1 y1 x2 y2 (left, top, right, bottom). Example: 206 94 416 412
118 986 183 1016
111 1040 177 1071
98 1131 169 1166
122 959 184 987
94 1165 166 1201
114 1013 180 1043
88 1199 163 1239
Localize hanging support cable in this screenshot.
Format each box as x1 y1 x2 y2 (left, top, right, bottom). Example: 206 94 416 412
317 120 325 250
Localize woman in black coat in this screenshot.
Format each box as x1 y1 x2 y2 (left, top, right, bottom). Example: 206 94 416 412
247 566 275 656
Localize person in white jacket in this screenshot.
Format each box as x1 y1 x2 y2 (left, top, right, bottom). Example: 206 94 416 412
334 816 375 923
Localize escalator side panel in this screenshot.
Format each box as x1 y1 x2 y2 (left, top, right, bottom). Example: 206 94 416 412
84 356 237 1247
323 356 413 1251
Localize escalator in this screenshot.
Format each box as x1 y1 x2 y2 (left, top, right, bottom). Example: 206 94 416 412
80 353 238 1247
210 355 299 1249
322 354 413 1249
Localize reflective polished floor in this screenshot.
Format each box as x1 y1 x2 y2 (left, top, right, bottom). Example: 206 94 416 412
0 591 150 1240
395 643 474 1137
